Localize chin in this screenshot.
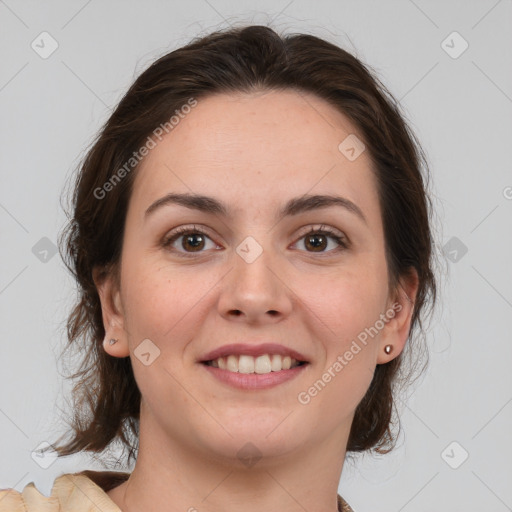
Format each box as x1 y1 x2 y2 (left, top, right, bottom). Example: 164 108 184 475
197 418 306 460
201 434 304 469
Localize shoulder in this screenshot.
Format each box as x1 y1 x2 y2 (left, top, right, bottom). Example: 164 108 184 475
338 493 356 512
2 476 353 512
0 472 128 512
0 480 59 511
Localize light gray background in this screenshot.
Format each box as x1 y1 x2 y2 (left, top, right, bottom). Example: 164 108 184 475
1 1 511 511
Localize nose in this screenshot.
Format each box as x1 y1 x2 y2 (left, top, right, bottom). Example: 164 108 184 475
217 242 293 324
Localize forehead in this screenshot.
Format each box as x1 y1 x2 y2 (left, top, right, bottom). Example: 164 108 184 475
130 89 379 223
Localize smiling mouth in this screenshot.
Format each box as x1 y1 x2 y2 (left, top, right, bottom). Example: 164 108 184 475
202 354 308 374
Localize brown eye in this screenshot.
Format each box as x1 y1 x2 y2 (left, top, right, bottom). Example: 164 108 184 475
304 233 328 252
295 227 348 254
162 226 220 257
180 233 206 252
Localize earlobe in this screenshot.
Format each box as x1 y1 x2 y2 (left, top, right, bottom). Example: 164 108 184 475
377 268 419 364
102 334 130 358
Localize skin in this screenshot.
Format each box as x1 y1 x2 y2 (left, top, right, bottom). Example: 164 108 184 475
94 89 418 512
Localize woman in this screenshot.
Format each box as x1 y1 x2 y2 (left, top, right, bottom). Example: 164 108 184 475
0 24 436 512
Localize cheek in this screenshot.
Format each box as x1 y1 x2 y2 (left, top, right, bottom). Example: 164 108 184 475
119 254 219 342
123 277 180 337
298 261 388 346
298 278 382 419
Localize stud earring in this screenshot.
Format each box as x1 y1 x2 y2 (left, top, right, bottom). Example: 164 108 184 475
109 338 119 345
384 344 393 354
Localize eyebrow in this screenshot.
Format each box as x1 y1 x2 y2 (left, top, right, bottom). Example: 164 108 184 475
144 192 367 224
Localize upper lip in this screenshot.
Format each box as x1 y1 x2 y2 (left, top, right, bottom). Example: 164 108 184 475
199 343 309 363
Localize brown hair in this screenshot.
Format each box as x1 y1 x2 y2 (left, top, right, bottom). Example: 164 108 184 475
51 24 437 465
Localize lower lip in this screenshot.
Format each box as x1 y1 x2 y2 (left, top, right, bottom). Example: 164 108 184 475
200 362 309 390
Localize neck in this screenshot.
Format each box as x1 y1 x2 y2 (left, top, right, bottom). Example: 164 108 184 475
108 409 349 512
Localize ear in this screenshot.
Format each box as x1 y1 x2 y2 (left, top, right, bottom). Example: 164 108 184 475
93 265 130 358
377 268 420 364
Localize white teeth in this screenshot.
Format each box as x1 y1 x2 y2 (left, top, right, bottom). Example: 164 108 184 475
238 355 254 374
255 354 272 374
226 354 238 372
207 354 301 374
270 354 281 372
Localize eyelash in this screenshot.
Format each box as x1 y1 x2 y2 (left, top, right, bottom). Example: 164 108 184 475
161 224 349 258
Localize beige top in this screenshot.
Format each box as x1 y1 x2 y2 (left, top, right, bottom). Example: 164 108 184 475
0 471 355 511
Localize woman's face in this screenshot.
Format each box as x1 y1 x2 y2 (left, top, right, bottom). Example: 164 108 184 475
98 89 416 465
